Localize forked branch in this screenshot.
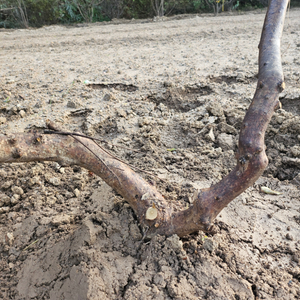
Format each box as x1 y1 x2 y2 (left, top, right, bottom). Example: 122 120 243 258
0 0 289 238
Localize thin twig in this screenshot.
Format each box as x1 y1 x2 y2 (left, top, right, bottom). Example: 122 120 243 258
22 239 39 252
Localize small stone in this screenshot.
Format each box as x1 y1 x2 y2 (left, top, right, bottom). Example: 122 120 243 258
291 173 300 185
67 101 77 108
241 195 247 204
207 116 218 124
0 117 7 124
7 212 17 219
103 93 112 101
157 119 167 126
51 214 71 226
46 195 57 205
34 102 42 108
2 181 13 189
292 252 300 263
217 133 234 151
163 81 174 88
27 176 41 187
74 188 80 197
0 169 7 178
274 115 285 124
4 90 11 97
11 186 24 195
166 235 183 253
286 233 294 241
190 121 204 129
52 162 61 170
27 178 35 186
291 145 300 157
206 102 224 117
236 72 245 81
0 207 10 214
122 137 130 142
48 177 60 186
0 193 10 207
203 238 217 253
153 273 166 288
5 232 14 245
206 128 215 142
218 122 237 134
59 167 65 174
138 117 151 127
10 106 17 113
19 110 26 118
64 191 74 199
224 108 244 126
116 109 127 117
31 164 44 176
11 194 20 205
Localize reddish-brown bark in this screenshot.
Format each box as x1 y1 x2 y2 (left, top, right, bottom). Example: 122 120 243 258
0 0 289 237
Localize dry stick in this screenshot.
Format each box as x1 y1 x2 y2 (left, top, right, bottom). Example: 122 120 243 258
0 0 289 238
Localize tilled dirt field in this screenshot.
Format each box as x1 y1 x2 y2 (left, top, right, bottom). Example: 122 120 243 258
0 8 300 300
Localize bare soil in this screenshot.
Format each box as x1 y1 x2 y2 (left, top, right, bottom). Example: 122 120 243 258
0 9 300 300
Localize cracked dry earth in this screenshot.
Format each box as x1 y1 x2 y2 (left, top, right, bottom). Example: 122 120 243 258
0 8 300 300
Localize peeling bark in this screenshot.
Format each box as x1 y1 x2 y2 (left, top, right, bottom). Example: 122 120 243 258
0 0 289 238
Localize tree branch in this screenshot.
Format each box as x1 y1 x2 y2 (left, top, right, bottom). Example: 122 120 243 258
0 0 289 238
0 132 166 221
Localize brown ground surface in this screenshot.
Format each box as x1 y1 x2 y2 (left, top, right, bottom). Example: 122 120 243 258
0 8 300 300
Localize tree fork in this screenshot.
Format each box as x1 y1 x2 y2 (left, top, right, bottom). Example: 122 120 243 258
0 0 289 238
